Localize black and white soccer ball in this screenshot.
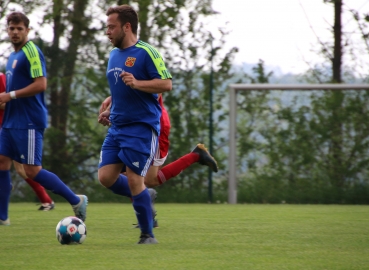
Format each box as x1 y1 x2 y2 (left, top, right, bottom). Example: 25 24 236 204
56 216 87 245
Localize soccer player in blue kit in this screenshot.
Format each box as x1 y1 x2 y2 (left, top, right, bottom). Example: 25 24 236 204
98 5 172 244
0 12 88 225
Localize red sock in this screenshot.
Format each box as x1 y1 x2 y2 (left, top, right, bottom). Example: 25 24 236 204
24 178 53 204
157 153 199 185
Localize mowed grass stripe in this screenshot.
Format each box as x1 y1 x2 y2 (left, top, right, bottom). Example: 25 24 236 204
0 203 368 270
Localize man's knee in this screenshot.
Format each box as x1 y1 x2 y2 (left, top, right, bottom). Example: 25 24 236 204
98 165 122 188
22 165 41 179
98 173 115 188
144 177 159 188
144 166 160 187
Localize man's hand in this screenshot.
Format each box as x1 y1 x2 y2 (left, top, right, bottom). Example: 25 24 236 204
99 96 112 114
98 110 111 126
120 71 137 89
119 71 172 94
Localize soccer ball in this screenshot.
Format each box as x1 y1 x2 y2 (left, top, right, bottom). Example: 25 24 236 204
56 216 87 245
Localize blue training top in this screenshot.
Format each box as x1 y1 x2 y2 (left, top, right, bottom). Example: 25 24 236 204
4 41 48 129
106 40 172 135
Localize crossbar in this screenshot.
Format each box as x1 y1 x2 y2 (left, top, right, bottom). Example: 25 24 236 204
228 84 369 204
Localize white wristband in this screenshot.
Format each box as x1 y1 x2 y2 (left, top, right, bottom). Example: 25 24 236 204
10 91 16 99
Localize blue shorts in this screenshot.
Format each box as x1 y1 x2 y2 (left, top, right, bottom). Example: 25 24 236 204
0 128 44 165
99 124 157 176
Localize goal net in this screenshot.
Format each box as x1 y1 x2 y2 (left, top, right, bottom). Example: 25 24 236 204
228 84 369 204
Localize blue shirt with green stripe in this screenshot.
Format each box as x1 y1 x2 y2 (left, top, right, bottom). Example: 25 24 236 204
4 41 48 129
107 40 172 135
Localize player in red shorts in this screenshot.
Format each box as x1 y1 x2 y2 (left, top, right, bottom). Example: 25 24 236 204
0 73 54 211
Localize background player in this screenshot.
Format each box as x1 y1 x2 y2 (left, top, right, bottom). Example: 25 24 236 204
0 12 87 225
0 72 55 211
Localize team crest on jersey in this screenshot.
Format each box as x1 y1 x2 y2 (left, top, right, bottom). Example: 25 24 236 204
12 60 18 69
125 57 136 67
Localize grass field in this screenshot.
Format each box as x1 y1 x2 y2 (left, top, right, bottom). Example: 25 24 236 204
0 203 368 270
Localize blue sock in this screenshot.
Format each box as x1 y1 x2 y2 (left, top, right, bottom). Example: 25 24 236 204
108 174 132 198
34 169 80 205
0 170 11 220
132 188 154 237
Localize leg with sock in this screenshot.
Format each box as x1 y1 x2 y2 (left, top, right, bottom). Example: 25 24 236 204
108 174 159 229
24 178 53 204
157 152 199 185
24 178 55 211
34 169 80 205
157 144 218 185
108 174 132 197
13 161 54 210
33 169 88 221
13 160 54 211
0 170 12 224
133 188 158 244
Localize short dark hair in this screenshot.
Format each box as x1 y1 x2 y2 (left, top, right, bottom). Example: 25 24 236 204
7 12 30 28
106 5 138 34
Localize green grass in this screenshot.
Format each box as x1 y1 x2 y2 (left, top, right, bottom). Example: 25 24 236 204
0 203 368 270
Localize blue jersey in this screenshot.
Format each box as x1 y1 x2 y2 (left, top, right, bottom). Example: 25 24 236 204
4 41 48 129
106 40 172 135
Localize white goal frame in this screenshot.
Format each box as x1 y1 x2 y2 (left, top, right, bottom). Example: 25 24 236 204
228 84 369 204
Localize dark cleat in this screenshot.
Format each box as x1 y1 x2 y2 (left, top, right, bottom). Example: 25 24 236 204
38 201 55 211
192 144 219 172
137 233 158 244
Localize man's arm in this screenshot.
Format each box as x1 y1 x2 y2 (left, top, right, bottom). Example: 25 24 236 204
11 76 47 98
0 76 46 105
120 72 172 94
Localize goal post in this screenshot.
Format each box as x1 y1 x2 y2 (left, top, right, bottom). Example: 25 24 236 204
228 84 369 204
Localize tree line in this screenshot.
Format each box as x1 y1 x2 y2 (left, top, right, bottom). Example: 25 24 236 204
1 0 369 203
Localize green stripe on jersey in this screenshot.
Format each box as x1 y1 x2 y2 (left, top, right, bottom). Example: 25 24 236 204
22 41 44 78
136 41 172 79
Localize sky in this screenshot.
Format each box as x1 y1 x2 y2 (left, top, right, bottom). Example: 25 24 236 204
3 0 369 76
211 0 369 74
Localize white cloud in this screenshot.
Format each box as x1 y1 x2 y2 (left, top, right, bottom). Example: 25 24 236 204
212 0 369 74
